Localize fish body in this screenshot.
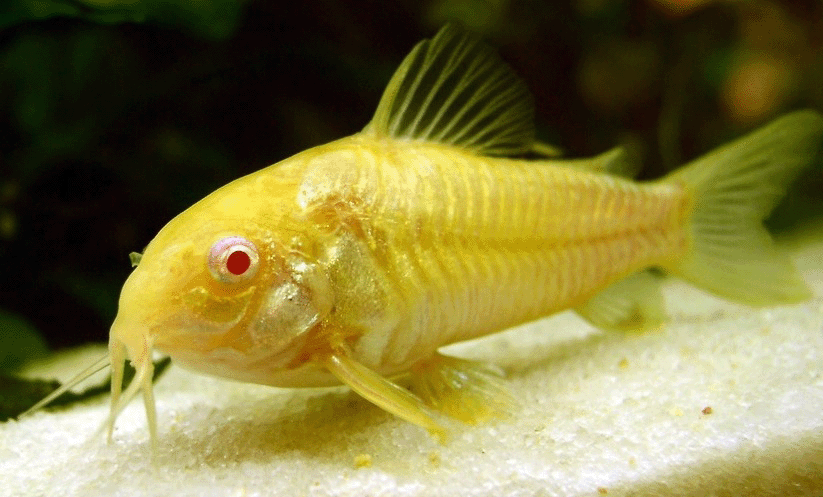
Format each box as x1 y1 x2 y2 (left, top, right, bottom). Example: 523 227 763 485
142 136 686 389
25 25 822 445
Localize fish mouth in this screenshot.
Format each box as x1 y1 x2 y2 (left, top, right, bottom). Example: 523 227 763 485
106 330 159 449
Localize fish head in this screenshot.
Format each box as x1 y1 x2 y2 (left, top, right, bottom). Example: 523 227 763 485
111 210 335 376
106 170 339 441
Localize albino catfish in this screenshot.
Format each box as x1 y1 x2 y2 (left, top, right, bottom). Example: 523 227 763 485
25 24 822 447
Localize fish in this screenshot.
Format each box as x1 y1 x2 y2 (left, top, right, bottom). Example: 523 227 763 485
23 24 823 447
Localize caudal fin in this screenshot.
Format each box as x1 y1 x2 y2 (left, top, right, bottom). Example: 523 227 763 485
666 110 823 306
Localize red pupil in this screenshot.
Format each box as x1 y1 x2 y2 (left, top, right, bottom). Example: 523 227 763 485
226 250 251 275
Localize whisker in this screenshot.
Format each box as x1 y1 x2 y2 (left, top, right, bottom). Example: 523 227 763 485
17 354 111 418
104 357 149 442
107 340 126 442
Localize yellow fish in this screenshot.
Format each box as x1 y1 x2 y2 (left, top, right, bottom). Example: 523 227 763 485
25 25 822 446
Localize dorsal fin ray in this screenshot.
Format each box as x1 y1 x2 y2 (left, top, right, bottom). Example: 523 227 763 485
362 24 535 156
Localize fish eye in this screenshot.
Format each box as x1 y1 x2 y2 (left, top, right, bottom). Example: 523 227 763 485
208 236 259 283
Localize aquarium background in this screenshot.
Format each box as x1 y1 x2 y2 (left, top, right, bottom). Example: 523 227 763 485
1 0 822 368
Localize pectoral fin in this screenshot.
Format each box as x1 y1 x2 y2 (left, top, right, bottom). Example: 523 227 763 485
323 352 446 442
575 270 665 332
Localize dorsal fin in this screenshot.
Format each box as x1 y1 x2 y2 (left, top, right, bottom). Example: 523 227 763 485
362 24 535 156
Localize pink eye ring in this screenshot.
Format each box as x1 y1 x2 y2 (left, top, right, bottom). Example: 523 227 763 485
208 236 260 283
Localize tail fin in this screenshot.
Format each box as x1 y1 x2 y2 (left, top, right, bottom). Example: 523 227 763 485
666 110 823 306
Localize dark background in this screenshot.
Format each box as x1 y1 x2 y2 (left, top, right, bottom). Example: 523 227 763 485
1 0 822 369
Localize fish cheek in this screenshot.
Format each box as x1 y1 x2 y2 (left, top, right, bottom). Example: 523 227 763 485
181 285 257 327
248 280 320 355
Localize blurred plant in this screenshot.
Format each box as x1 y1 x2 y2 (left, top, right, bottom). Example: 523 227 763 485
0 0 246 38
649 0 716 18
0 0 253 371
720 1 811 125
0 310 47 371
